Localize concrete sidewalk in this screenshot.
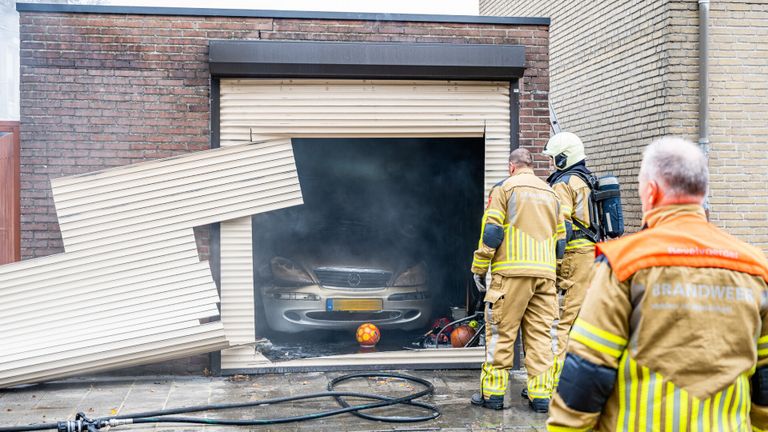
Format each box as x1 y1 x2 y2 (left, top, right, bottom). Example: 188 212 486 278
0 370 547 431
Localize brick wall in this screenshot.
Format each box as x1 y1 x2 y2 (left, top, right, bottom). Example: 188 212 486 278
482 1 768 252
480 0 696 233
19 12 550 259
707 1 768 251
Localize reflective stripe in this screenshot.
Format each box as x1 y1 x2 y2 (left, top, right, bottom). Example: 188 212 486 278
665 381 675 431
693 398 702 432
703 398 711 431
556 223 566 234
629 357 638 432
472 257 490 269
613 356 751 431
485 303 499 364
680 385 689 432
528 369 552 398
735 375 745 430
617 351 629 431
653 372 663 431
639 366 650 432
566 238 594 250
491 262 557 272
717 388 727 432
485 209 505 224
573 319 628 345
722 382 734 432
570 319 627 358
481 362 507 397
758 335 768 358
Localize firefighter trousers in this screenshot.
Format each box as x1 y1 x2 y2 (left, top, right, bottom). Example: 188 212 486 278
552 246 595 385
481 274 558 400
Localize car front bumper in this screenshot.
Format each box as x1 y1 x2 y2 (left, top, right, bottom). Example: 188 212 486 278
262 284 432 333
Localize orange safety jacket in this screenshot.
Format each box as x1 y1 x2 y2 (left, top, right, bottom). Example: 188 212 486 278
547 205 768 432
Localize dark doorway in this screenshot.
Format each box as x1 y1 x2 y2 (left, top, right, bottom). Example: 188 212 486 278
252 138 485 359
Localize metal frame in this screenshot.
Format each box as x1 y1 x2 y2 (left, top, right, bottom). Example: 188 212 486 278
209 40 526 81
16 2 550 26
211 79 522 374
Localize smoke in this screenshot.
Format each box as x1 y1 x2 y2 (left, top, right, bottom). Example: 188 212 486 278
252 137 485 352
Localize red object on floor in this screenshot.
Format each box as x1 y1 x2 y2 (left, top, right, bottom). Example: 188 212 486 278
450 325 476 348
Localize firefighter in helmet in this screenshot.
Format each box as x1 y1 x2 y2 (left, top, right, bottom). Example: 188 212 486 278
469 148 564 413
542 131 598 385
547 137 768 430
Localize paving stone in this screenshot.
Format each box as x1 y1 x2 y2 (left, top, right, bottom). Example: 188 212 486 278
0 370 547 431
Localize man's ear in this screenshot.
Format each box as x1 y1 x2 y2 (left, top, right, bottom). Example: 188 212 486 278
647 181 659 207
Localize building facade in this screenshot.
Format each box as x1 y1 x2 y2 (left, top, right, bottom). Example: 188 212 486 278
13 4 549 373
17 5 550 260
480 0 768 251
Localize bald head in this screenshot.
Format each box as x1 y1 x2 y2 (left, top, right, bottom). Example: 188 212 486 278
509 148 533 169
639 137 708 199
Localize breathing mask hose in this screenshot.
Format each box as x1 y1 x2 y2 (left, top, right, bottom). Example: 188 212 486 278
0 373 439 431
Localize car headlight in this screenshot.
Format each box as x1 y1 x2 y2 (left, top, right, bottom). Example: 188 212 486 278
393 262 427 287
271 257 314 285
271 292 320 301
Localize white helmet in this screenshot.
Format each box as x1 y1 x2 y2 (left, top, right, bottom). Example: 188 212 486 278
543 132 586 170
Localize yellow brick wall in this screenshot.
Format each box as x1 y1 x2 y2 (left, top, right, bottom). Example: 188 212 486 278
482 1 768 252
707 1 768 251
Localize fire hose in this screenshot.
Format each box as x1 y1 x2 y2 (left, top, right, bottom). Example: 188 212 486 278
0 373 439 432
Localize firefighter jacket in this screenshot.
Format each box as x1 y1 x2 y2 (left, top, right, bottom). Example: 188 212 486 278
471 167 563 281
548 161 595 251
547 204 768 432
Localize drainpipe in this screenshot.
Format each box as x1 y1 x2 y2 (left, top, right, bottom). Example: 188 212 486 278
699 0 710 216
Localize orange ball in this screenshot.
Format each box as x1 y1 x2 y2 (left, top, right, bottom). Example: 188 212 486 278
355 323 381 347
450 325 476 348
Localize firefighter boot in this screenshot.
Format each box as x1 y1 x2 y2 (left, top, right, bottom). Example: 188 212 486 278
470 393 504 410
529 398 550 413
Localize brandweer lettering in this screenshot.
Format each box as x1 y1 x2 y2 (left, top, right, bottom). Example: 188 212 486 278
651 283 754 303
516 191 555 204
667 246 739 259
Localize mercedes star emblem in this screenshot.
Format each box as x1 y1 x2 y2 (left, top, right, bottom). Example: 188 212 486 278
347 272 362 287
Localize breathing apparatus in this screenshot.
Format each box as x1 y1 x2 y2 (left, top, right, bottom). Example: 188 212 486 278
544 132 625 241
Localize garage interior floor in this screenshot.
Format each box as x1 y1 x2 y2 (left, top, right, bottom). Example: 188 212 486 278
0 369 547 431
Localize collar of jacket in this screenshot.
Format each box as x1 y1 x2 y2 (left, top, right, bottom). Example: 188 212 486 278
512 167 535 177
546 159 588 184
642 204 706 229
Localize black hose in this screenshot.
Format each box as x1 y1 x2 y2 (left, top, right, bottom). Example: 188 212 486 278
0 372 439 431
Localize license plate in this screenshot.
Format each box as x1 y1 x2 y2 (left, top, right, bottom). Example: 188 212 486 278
327 298 383 312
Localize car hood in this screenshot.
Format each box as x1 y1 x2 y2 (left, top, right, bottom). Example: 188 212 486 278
275 238 419 274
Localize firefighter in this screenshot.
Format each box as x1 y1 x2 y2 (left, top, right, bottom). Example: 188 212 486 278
470 148 564 413
547 137 768 430
542 131 597 385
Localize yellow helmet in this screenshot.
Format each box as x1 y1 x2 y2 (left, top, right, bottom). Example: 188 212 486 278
543 132 586 170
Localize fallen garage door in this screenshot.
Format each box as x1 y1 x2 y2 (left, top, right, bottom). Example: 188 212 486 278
0 139 302 388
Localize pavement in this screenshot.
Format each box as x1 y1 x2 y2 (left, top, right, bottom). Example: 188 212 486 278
0 369 548 431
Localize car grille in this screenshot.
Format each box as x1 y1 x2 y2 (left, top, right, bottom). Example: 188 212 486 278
314 269 392 288
306 311 401 321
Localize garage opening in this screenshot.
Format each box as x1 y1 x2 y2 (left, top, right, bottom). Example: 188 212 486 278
251 137 485 360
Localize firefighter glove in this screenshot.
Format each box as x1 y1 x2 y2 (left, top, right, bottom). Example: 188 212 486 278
473 274 487 293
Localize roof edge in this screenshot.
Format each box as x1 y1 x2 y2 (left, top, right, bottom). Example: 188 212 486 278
15 3 551 26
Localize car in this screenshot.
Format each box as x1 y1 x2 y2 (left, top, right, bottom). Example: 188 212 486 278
259 220 432 333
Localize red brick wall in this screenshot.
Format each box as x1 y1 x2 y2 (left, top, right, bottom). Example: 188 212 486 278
19 12 550 259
